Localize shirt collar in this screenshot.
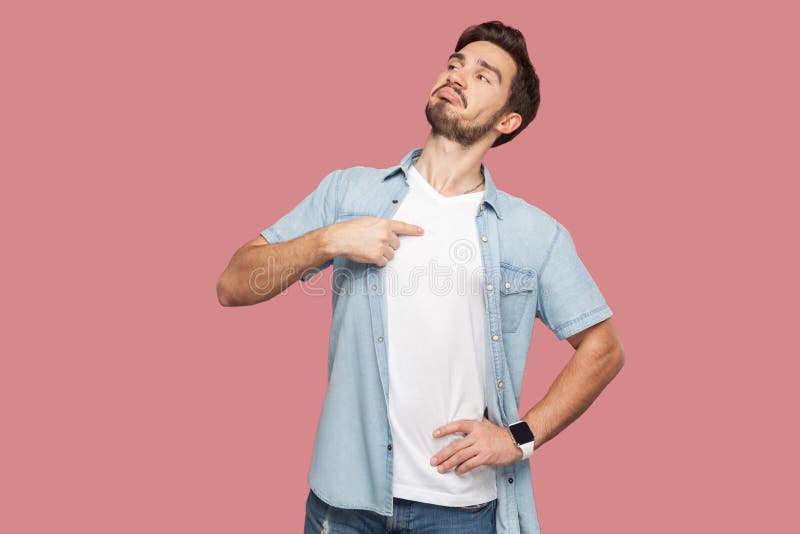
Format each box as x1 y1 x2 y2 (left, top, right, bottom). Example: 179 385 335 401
382 147 503 220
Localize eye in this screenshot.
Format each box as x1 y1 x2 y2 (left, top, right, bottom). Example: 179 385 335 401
447 64 458 70
479 74 490 83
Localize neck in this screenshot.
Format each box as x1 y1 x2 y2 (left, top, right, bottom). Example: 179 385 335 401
412 132 490 196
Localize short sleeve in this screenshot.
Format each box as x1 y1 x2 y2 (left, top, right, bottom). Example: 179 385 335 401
260 169 340 282
536 222 613 340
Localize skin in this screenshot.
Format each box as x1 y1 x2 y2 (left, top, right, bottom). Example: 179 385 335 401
215 219 424 306
217 40 625 476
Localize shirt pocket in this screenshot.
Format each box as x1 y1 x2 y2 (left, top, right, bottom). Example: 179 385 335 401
499 262 537 333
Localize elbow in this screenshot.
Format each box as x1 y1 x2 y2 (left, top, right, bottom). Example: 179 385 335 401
216 277 234 307
612 343 625 373
216 275 274 307
593 338 624 375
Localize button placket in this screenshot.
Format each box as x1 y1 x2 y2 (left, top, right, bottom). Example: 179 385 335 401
475 199 509 428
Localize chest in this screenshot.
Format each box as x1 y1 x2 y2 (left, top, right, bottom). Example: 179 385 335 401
335 175 541 334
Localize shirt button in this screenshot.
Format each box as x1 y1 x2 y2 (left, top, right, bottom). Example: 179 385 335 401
505 282 511 289
377 336 383 343
387 444 392 451
480 205 484 211
487 284 493 291
371 284 377 291
492 334 499 341
392 199 398 204
481 235 488 242
508 477 514 484
498 381 504 388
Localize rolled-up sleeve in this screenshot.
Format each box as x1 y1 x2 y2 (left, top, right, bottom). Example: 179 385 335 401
260 169 341 282
536 222 613 340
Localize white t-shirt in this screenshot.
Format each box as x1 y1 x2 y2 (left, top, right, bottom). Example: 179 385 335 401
384 163 497 507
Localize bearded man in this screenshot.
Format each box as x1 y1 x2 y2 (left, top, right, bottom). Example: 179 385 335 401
217 20 625 534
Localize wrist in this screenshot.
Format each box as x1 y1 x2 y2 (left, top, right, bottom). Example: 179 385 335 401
508 420 536 461
505 428 523 459
318 224 340 259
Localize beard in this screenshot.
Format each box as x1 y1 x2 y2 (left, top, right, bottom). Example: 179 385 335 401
424 95 509 148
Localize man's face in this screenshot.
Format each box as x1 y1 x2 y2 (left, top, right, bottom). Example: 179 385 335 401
425 40 518 147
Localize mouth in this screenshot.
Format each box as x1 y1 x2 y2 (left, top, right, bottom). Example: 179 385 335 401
436 86 463 107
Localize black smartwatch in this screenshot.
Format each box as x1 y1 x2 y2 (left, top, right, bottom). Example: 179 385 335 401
508 420 535 460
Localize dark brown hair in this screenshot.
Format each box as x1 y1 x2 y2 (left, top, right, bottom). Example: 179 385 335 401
455 21 541 147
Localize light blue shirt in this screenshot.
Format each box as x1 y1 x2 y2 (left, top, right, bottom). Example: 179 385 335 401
260 147 613 534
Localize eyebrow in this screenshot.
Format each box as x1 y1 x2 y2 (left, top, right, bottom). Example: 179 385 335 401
448 52 503 85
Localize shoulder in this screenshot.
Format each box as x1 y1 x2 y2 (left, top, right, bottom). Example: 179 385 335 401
491 189 572 275
325 163 401 216
496 189 564 239
338 163 398 182
325 164 397 193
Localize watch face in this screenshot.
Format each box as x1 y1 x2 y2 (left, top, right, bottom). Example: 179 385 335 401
510 422 535 444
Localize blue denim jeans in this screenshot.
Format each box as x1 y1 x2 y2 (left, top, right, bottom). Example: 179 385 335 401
304 488 497 533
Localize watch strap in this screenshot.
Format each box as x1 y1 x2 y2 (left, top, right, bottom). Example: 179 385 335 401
517 440 534 460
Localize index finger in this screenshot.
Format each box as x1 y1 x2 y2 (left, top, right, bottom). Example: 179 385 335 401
433 419 471 437
389 219 425 236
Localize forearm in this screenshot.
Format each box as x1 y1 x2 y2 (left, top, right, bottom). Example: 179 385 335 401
521 342 624 450
216 226 335 306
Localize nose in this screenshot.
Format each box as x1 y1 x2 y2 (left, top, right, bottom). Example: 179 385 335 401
446 68 466 90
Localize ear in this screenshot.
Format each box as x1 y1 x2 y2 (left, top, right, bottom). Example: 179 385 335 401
496 111 522 136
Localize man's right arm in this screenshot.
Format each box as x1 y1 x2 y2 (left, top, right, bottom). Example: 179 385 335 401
216 217 424 307
216 226 336 307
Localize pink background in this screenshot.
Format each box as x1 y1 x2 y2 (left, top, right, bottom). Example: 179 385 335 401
2 1 797 532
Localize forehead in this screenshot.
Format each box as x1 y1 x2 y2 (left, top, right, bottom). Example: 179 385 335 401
454 40 517 85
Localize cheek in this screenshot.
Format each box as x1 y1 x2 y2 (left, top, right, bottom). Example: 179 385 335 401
433 75 449 89
483 86 504 103
482 92 508 115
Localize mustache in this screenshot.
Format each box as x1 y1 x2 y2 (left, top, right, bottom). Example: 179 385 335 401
433 84 466 107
